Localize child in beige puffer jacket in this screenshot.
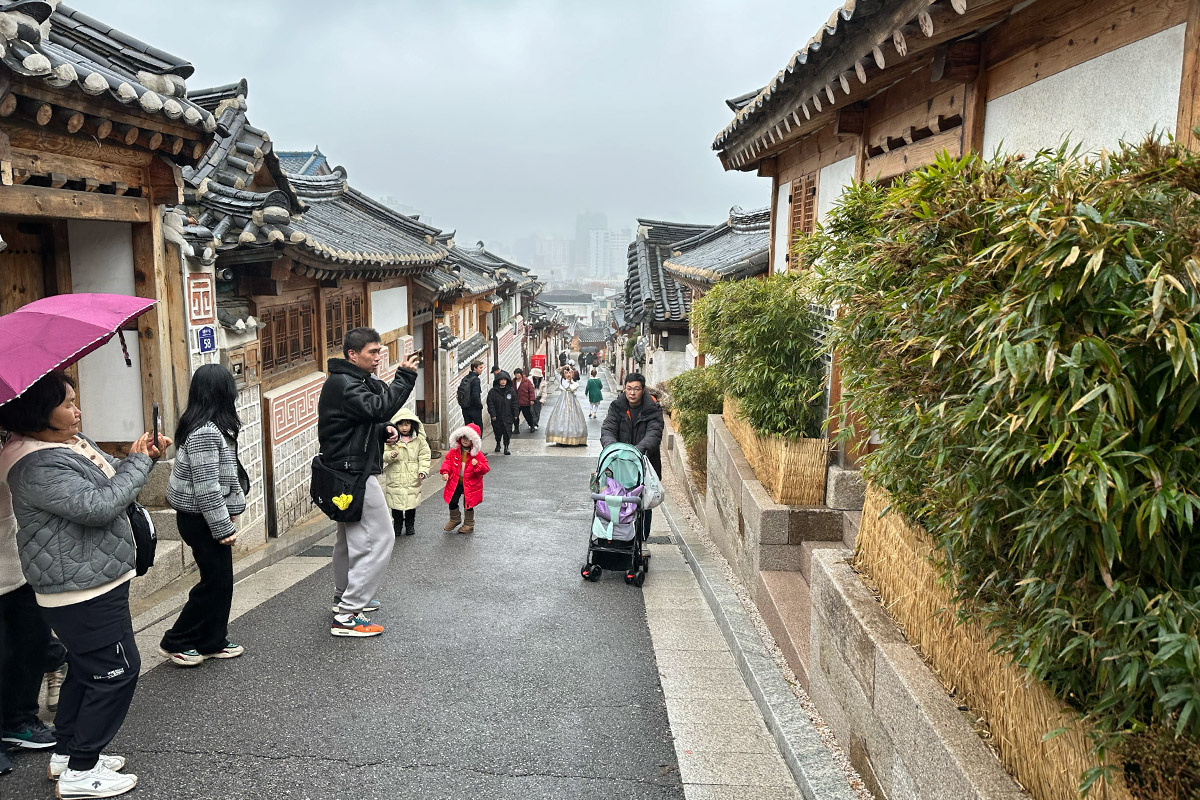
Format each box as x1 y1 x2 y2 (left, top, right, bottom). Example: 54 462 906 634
381 407 431 537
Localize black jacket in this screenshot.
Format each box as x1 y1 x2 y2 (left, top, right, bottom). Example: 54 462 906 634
601 392 664 475
460 372 483 411
486 372 519 425
317 359 417 475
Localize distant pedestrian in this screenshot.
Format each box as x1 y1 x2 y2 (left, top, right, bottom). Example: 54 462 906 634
512 369 535 433
457 360 485 431
439 424 490 534
601 372 664 541
545 366 587 446
381 407 430 537
317 327 419 638
585 369 603 418
529 367 546 427
159 364 249 668
0 370 168 798
486 371 517 455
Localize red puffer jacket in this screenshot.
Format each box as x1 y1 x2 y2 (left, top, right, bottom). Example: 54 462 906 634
439 423 490 509
517 377 535 406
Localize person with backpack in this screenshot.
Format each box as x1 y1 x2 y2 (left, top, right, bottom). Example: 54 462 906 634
457 361 484 431
317 328 419 638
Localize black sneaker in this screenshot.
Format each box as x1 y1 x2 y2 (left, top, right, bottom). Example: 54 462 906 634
1 718 56 750
0 749 12 775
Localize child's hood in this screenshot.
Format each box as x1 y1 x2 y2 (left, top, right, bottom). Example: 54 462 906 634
446 423 483 456
389 406 424 439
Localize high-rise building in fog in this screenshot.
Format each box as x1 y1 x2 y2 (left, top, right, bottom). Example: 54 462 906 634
586 228 633 276
575 211 608 272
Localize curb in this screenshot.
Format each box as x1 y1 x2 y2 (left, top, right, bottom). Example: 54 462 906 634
660 498 859 800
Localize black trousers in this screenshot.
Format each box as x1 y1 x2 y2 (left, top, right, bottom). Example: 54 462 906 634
532 400 543 426
160 511 233 655
493 424 510 450
520 406 536 429
0 583 51 732
463 409 483 430
637 508 653 542
391 508 416 532
449 481 464 510
41 581 139 771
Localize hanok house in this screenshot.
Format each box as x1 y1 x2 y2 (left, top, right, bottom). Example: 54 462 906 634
525 298 567 373
0 2 217 454
572 325 608 366
622 218 711 388
714 0 1200 468
175 85 447 538
661 206 770 369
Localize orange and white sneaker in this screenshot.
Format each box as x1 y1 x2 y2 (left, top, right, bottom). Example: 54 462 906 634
330 613 384 637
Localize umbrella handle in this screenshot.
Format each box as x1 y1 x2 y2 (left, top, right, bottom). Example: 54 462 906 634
118 329 132 367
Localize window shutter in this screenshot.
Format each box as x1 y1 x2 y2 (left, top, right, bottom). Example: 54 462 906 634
785 171 818 271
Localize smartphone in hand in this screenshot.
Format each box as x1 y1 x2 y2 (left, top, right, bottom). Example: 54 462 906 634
152 401 159 450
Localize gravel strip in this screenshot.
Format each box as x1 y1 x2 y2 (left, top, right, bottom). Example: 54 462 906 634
660 462 876 800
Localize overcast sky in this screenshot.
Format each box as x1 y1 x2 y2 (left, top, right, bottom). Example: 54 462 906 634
99 0 826 248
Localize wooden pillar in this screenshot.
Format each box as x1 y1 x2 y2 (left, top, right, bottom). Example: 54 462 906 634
131 213 175 443
422 319 437 422
163 242 191 419
961 45 989 155
1178 0 1200 150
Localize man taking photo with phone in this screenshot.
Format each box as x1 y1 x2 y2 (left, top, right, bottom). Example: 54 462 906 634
317 328 419 638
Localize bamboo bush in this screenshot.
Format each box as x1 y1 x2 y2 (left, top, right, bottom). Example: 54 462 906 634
664 365 723 492
803 137 1200 796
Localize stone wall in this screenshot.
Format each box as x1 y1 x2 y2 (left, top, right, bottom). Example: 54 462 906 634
263 372 324 535
235 384 267 547
647 347 689 389
807 551 1027 800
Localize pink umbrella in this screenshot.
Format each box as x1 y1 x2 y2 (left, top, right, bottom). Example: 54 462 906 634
0 293 157 406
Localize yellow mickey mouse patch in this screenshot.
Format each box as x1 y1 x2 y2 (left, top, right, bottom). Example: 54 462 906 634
332 494 354 510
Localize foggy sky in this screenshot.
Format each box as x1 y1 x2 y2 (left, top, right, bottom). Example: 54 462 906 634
96 1 827 248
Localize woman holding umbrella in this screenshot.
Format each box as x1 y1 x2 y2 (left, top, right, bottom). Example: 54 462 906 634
0 371 166 799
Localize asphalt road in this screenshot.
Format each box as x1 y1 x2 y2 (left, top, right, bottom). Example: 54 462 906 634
6 443 683 799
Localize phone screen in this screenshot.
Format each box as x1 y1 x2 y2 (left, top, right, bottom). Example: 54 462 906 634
152 401 159 448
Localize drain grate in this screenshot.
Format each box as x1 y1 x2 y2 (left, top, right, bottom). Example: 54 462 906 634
644 535 672 545
299 545 334 558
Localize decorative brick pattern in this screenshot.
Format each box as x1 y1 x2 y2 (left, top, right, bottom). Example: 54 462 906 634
235 385 267 541
270 375 324 446
270 422 320 533
186 273 215 325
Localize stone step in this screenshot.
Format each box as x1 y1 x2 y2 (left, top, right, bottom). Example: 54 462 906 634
756 570 813 687
128 539 194 604
148 508 181 541
843 510 862 548
787 506 847 544
801 540 850 585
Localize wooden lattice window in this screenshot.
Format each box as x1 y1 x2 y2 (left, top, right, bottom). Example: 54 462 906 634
786 172 818 270
325 291 366 352
260 297 316 375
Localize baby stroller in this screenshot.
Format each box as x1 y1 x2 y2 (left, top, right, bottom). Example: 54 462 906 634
581 442 650 586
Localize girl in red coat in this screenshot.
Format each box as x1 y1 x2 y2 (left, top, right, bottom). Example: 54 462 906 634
439 423 490 533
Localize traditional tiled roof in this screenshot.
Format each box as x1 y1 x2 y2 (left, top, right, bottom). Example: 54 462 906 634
276 147 331 177
541 290 594 304
528 300 565 329
713 0 975 165
663 206 770 287
441 242 540 298
625 219 712 326
575 326 607 344
415 266 463 298
178 82 447 277
0 2 217 135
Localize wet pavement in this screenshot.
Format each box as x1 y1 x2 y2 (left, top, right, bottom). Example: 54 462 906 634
5 368 806 799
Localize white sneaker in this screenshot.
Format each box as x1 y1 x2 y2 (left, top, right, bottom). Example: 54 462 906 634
48 753 126 780
56 764 137 798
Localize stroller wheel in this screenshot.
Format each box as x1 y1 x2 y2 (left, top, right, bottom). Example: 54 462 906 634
582 564 601 581
624 572 635 585
633 567 646 587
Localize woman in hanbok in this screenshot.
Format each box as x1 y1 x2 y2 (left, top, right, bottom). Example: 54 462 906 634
544 365 588 446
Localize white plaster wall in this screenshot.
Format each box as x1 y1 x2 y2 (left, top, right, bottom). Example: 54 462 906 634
648 349 690 389
370 285 409 335
982 25 1186 158
817 156 857 226
69 220 143 441
773 181 790 274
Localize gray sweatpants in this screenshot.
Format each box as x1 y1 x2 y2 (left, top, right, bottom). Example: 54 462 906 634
333 475 395 614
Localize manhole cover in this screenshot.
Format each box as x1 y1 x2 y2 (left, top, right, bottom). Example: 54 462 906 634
644 536 672 545
300 545 334 558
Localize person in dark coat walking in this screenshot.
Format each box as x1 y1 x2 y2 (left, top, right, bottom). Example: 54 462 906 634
486 371 518 455
600 372 664 541
513 369 537 433
458 361 484 431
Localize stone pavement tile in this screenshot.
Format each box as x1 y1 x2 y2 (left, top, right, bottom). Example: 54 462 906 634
666 698 767 727
645 557 692 572
669 721 776 754
657 666 752 701
653 648 739 672
647 607 717 625
677 751 797 787
684 785 803 800
650 627 730 651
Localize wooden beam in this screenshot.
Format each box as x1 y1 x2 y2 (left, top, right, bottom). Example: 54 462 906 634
836 103 867 136
5 126 152 167
146 156 183 206
0 94 15 118
0 130 10 187
757 155 778 178
55 107 84 134
0 183 150 221
113 123 139 147
132 216 175 444
869 84 965 150
21 97 52 126
987 0 1188 101
961 47 989 155
10 148 146 190
85 116 112 140
1178 0 1200 149
163 241 191 426
862 126 964 181
931 40 981 83
13 81 206 142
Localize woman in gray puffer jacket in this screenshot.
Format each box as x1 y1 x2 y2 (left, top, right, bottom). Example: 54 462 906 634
0 371 166 800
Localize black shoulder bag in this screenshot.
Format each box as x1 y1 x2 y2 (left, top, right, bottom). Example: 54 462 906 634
127 501 156 576
310 417 378 524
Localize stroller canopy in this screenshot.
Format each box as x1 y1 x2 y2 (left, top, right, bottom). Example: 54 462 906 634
596 442 644 491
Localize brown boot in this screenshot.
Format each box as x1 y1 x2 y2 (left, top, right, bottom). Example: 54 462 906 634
459 507 475 534
443 508 461 531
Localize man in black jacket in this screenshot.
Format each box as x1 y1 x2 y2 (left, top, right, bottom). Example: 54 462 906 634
318 327 419 638
600 372 664 541
458 360 484 431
